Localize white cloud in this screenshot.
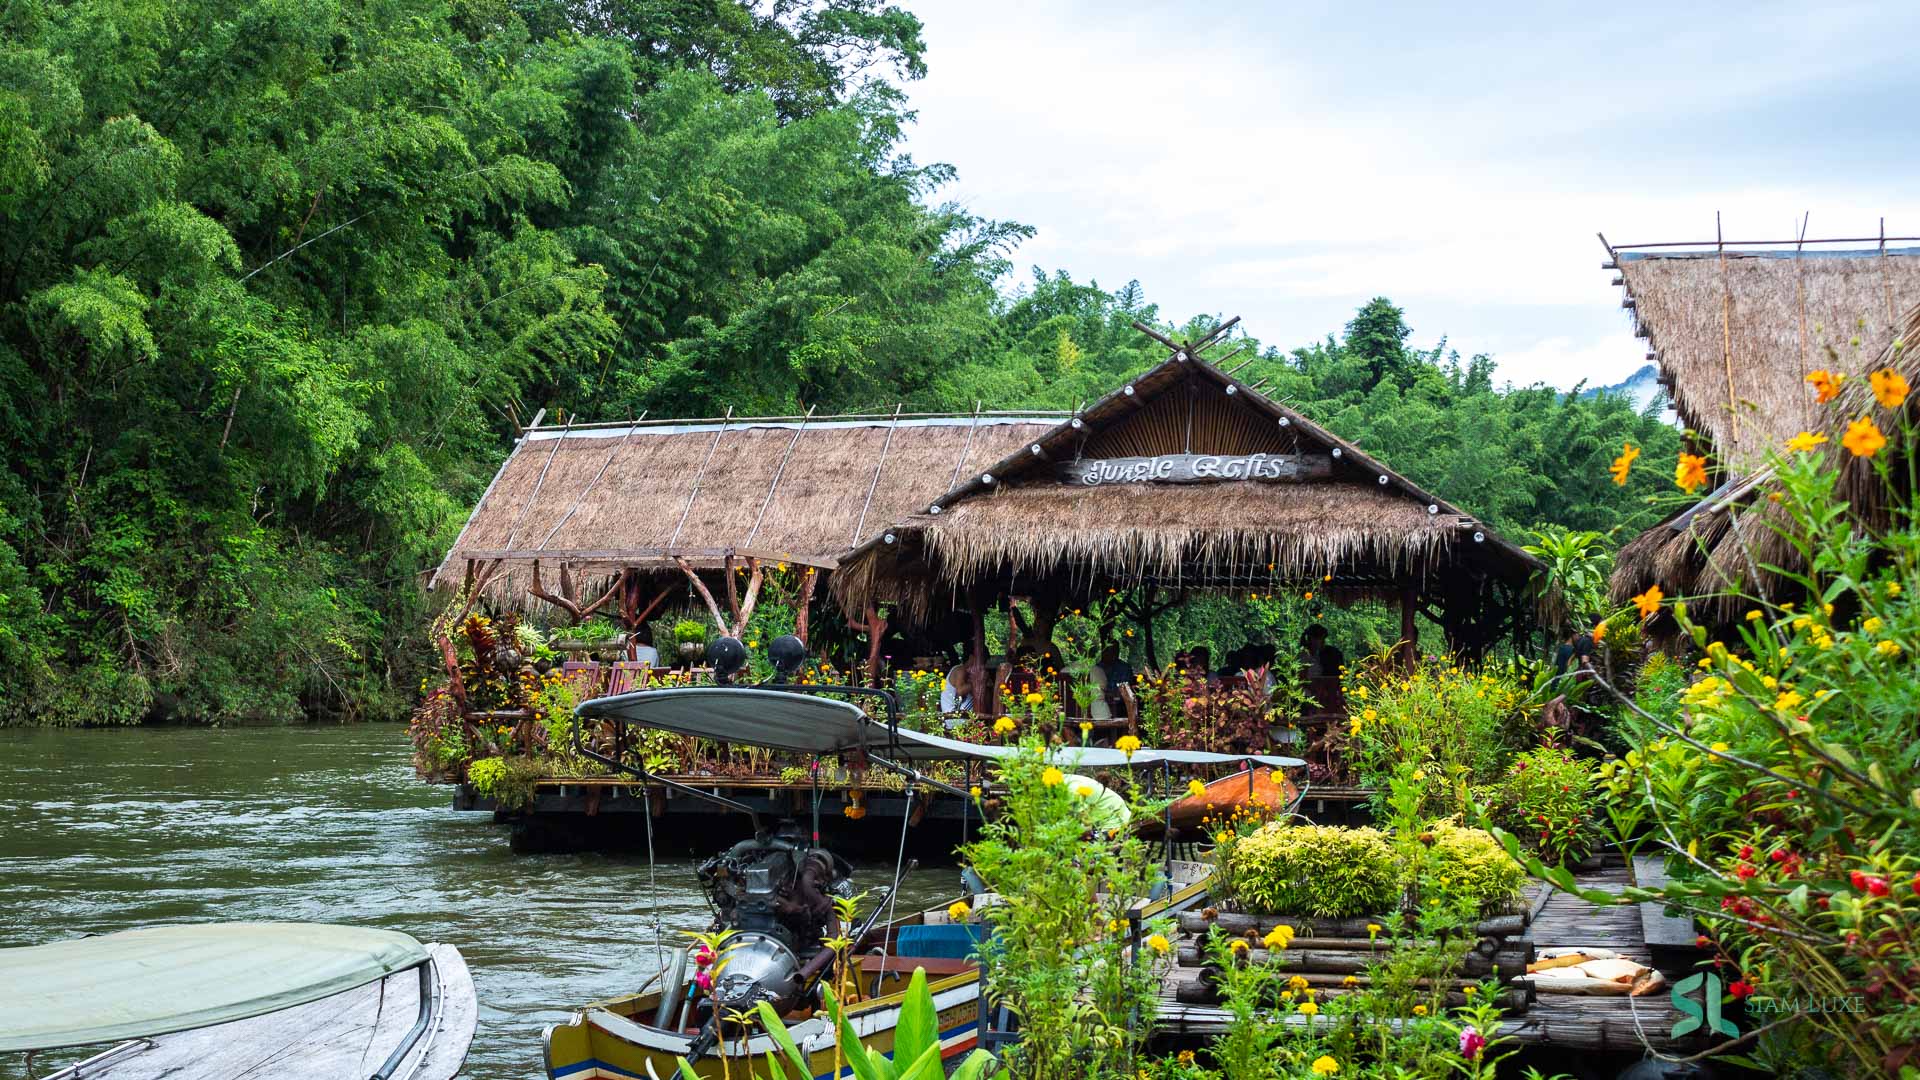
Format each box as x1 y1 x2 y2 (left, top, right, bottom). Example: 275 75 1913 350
896 0 1920 386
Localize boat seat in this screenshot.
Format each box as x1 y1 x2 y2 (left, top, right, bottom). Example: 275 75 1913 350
856 955 975 977
893 923 984 961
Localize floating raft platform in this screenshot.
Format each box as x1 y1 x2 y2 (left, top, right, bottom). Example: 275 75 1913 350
1155 864 1702 1054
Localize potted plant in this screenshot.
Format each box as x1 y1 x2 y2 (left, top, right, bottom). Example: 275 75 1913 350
672 619 709 666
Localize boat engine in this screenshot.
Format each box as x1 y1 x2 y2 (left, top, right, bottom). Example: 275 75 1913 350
696 820 854 1011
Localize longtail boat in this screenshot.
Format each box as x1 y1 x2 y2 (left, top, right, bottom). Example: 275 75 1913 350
540 639 1304 1080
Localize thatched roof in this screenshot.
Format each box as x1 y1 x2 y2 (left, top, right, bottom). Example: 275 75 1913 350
1616 244 1920 471
835 344 1541 630
432 413 1059 597
1611 297 1920 614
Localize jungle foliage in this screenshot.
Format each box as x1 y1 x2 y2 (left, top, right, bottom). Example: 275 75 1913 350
0 0 1677 724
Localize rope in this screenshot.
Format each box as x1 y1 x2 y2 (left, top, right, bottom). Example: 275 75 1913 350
645 780 665 979
874 779 916 985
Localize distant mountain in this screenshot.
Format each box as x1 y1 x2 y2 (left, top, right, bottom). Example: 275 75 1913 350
1580 364 1666 413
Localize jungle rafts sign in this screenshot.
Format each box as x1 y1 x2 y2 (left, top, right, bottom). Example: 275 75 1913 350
1057 453 1333 486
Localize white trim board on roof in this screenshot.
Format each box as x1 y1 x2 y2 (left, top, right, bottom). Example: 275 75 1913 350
522 416 1067 441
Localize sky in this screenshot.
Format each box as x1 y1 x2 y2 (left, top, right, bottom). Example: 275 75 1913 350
893 0 1920 390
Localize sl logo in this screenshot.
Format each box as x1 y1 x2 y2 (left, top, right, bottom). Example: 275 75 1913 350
1671 972 1739 1038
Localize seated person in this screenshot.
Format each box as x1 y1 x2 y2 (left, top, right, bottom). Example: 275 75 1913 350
1300 624 1345 679
629 625 659 666
940 654 974 713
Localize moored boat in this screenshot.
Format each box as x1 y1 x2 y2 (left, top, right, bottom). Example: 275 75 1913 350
541 640 1301 1079
1 922 476 1080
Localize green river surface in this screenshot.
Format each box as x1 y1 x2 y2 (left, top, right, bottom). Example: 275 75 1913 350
0 724 956 1079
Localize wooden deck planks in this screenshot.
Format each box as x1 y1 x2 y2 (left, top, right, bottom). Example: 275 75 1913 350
1156 866 1695 1052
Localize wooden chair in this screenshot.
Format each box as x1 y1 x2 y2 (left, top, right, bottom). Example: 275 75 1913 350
559 660 602 700
603 661 650 697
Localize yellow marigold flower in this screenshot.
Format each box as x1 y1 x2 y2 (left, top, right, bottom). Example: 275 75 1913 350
1342 974 1359 986
1675 453 1709 494
1609 441 1640 486
1187 778 1207 798
948 901 971 921
1807 368 1845 403
1024 691 1043 705
1864 617 1884 635
1215 830 1232 845
1710 741 1730 753
1887 581 1902 597
1303 591 1314 601
1145 933 1171 955
1288 975 1310 992
1843 415 1887 458
1115 735 1141 757
1041 767 1064 787
1353 686 1368 699
1228 939 1249 954
1878 639 1903 656
1774 690 1804 712
1745 609 1763 621
1079 720 1093 736
1784 431 1828 454
1311 1056 1340 1076
969 785 982 799
1348 716 1364 737
1298 1000 1319 1016
1363 708 1378 721
1366 923 1382 940
1072 781 1097 797
1281 989 1294 1002
1872 367 1910 408
1264 926 1294 950
1632 585 1664 620
992 716 1016 734
1412 1004 1429 1016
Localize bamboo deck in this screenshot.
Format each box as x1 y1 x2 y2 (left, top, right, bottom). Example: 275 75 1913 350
1155 865 1696 1053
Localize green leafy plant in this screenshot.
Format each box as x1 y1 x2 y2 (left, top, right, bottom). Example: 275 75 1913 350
466 754 543 811
1343 657 1529 817
1487 747 1598 866
1420 821 1526 914
1230 824 1399 918
673 619 711 646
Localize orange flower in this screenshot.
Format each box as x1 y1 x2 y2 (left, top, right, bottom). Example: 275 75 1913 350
1592 621 1608 643
1674 453 1709 494
1807 369 1844 403
1632 585 1664 620
1609 442 1640 486
1842 415 1887 458
1870 368 1910 409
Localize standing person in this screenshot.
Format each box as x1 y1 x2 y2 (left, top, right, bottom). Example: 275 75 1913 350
1553 625 1595 676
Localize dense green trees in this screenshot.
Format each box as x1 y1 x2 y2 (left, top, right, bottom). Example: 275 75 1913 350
0 0 1675 725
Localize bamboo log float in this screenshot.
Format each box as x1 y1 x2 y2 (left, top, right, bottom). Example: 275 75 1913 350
1172 980 1526 1012
1180 947 1530 979
1178 912 1526 938
1176 936 1506 963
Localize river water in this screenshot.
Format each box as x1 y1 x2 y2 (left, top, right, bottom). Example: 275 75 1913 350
0 725 955 1079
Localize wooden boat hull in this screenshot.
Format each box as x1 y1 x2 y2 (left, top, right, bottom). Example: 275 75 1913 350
1158 767 1295 833
544 864 1216 1080
544 966 982 1079
39 943 475 1080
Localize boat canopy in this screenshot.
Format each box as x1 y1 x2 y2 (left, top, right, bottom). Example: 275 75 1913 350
576 687 1306 770
0 923 431 1052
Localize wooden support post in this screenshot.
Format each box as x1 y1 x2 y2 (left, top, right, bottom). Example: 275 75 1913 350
968 588 989 718
863 605 888 688
734 558 765 637
795 568 817 646
674 557 731 634
1400 584 1419 671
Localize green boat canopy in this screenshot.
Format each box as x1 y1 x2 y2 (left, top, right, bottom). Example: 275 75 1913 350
577 686 1305 770
0 922 431 1052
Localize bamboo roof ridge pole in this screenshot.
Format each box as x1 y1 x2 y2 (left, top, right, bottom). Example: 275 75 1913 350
536 411 646 551
745 405 814 548
1795 214 1810 383
669 407 731 549
501 414 574 551
852 404 904 545
1716 213 1739 447
947 403 983 493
